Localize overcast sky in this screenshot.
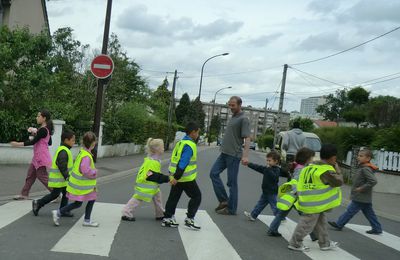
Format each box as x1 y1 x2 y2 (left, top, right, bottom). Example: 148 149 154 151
47 0 400 112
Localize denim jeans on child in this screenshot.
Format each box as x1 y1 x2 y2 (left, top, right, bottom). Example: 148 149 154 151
250 193 278 219
336 200 382 232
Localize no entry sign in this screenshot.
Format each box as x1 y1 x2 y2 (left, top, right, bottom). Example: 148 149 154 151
91 54 114 79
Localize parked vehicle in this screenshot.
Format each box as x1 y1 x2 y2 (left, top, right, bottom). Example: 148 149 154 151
276 131 322 161
249 142 256 150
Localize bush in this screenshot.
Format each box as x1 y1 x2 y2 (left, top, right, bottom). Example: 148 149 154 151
372 125 400 151
256 134 274 150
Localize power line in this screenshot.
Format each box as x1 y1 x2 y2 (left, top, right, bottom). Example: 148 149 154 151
290 26 400 66
359 72 400 85
289 66 347 87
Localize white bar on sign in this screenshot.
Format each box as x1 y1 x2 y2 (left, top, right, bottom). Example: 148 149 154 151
258 215 360 260
175 209 242 260
0 201 32 229
93 64 111 70
51 202 123 257
347 224 400 252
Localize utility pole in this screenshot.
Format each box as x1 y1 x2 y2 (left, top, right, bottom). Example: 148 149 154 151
165 70 178 150
273 64 288 147
92 0 112 161
263 98 269 133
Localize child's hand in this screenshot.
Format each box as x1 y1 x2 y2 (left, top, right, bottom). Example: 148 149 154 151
170 178 178 186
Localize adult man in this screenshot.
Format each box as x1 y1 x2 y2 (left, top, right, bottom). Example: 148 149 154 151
210 96 251 215
282 121 306 163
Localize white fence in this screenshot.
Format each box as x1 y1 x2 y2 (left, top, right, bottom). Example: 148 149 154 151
345 149 400 172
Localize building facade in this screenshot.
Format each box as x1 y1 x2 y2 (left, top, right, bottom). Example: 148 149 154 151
300 96 326 116
0 0 49 35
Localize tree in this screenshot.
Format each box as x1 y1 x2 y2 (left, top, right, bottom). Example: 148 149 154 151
316 89 349 122
290 117 315 132
149 78 171 121
343 108 366 128
175 93 191 126
347 86 370 105
189 96 206 130
367 96 400 128
209 114 222 142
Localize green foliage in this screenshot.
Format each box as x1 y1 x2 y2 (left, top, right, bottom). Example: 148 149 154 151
290 117 315 132
316 89 349 122
208 114 221 142
190 97 206 130
342 108 366 128
347 86 369 105
371 126 400 151
256 134 274 149
367 96 400 128
149 78 171 121
175 93 191 126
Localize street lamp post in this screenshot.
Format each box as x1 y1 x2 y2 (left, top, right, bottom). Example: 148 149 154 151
198 52 229 100
208 86 232 145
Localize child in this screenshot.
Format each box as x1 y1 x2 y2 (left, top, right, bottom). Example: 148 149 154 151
52 131 98 227
121 138 172 222
243 151 282 222
162 122 202 230
328 148 382 235
267 147 315 237
32 130 76 216
11 109 54 200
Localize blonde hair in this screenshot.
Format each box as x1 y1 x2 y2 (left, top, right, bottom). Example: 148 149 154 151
145 138 164 156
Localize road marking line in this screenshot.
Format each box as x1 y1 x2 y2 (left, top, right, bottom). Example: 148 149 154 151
51 202 122 257
93 64 111 69
0 201 32 229
346 224 400 252
258 215 360 260
175 209 242 260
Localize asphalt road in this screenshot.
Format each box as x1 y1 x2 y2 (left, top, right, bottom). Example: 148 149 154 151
0 148 399 260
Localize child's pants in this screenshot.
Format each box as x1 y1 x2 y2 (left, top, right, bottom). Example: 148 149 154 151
21 164 50 197
122 191 164 218
59 200 95 221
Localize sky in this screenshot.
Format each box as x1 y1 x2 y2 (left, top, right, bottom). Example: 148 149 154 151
46 0 400 112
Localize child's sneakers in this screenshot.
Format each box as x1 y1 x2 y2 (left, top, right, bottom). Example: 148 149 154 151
52 210 60 226
162 217 179 228
288 244 310 252
83 220 99 227
320 241 339 251
121 215 136 222
32 200 40 216
244 211 256 221
184 218 201 230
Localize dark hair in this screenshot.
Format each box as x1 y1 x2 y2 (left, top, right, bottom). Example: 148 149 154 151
229 96 242 106
82 131 97 149
61 129 75 142
40 109 54 135
185 122 199 135
320 144 337 160
295 147 315 165
293 121 300 129
359 148 373 159
267 150 281 163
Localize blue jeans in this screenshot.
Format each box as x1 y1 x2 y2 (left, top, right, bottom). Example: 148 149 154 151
251 193 278 219
269 208 290 232
209 153 241 214
336 201 382 232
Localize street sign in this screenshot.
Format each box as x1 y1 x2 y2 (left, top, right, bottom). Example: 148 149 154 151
91 55 114 79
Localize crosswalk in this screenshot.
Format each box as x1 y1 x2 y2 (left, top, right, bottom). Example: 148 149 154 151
0 201 399 260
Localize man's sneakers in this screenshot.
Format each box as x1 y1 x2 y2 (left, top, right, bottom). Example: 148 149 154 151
328 221 343 231
267 230 282 237
83 220 100 227
366 229 382 235
243 211 256 221
288 244 310 252
32 200 40 216
121 215 136 222
216 207 234 215
215 201 228 212
52 210 60 226
184 218 201 230
320 241 339 251
161 217 179 228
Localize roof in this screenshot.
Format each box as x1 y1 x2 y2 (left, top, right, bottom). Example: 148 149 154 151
313 120 337 128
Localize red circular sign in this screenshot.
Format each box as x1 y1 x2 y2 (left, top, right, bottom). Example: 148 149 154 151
91 55 114 79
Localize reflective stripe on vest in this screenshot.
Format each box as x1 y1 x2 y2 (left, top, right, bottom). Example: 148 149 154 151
133 157 162 202
67 149 96 196
294 164 342 214
48 146 73 188
169 139 197 182
277 193 297 211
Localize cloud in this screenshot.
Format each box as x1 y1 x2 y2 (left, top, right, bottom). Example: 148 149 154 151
296 31 357 52
339 0 400 23
308 0 340 14
245 33 282 47
116 5 243 43
47 6 74 17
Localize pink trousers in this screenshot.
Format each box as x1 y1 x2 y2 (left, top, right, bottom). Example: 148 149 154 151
122 191 165 218
20 164 50 197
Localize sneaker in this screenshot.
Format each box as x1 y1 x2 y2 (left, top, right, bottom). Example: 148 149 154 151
184 218 201 230
83 221 99 227
215 201 228 212
32 200 40 216
267 231 282 237
216 207 234 215
328 221 342 231
366 230 382 235
288 244 310 252
244 211 256 221
121 215 136 222
13 195 28 200
61 212 74 217
161 217 179 228
320 241 339 251
52 210 60 226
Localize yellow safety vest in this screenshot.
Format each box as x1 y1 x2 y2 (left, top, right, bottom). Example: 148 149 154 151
169 139 197 182
133 157 162 202
48 146 73 188
277 179 298 211
67 149 96 196
295 164 342 214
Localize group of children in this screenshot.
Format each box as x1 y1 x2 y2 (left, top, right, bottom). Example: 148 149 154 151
11 110 383 252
